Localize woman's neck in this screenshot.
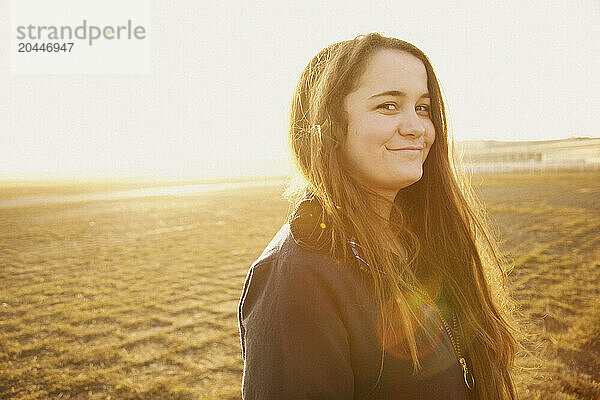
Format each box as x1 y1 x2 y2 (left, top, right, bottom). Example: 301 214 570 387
370 190 398 223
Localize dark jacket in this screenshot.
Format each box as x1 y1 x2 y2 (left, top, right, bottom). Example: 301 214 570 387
238 197 474 399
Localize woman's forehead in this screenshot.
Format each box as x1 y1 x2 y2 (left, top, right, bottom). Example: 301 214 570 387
354 48 428 96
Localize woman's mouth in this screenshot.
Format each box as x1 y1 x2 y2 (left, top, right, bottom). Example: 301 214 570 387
385 145 423 151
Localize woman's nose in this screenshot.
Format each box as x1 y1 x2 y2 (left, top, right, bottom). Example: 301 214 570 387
398 113 425 138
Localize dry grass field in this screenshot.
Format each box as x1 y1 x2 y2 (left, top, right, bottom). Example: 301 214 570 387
1 171 599 399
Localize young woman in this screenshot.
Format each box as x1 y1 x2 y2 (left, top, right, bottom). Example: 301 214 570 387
238 32 518 399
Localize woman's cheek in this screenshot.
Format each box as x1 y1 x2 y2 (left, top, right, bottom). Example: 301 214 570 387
426 125 436 146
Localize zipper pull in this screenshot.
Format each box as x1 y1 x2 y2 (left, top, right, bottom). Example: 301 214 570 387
459 357 475 390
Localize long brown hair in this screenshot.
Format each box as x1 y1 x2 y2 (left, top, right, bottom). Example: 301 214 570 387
284 32 519 399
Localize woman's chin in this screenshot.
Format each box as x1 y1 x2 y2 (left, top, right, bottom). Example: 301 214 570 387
391 170 424 189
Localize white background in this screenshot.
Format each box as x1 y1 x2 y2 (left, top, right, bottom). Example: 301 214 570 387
1 0 599 179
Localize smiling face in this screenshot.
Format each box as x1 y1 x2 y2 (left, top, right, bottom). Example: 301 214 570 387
341 48 436 202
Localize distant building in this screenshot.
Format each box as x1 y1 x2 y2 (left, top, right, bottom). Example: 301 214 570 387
455 137 600 173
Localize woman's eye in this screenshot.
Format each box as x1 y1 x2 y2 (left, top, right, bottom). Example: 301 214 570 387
377 103 397 111
416 105 431 114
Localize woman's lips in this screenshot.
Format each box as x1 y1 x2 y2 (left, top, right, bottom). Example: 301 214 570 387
385 146 423 151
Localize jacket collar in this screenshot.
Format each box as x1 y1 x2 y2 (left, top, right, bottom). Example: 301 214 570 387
288 196 334 254
288 196 374 273
289 199 451 316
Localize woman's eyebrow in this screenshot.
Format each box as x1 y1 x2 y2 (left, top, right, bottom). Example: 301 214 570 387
368 90 430 99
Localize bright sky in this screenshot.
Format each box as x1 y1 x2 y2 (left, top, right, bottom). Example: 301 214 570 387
1 0 599 179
